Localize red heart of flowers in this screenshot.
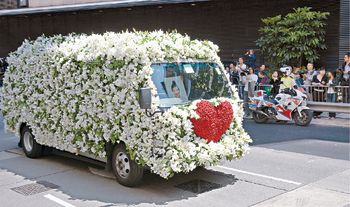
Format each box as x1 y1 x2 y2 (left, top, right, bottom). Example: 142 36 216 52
190 100 233 142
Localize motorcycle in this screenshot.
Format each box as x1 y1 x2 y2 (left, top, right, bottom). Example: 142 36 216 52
248 87 312 126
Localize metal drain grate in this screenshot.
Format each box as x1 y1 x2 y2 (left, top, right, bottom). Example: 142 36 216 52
175 179 222 193
11 181 59 196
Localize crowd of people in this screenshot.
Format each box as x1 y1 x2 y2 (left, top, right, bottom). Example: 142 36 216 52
225 51 350 119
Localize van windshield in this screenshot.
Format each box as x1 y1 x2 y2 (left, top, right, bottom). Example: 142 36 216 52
151 62 231 107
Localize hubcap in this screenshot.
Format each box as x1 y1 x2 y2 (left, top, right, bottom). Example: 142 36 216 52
297 111 307 122
116 152 130 178
23 131 33 152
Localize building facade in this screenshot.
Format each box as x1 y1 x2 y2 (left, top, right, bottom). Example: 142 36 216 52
0 0 17 9
0 0 348 69
29 0 119 8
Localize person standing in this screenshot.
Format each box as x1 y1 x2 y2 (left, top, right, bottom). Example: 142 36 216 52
236 57 247 73
326 71 338 119
256 64 269 77
245 49 256 69
237 57 247 99
304 63 317 85
229 62 239 85
295 71 305 87
269 71 281 97
258 71 269 85
341 52 350 103
243 67 258 118
257 71 270 93
311 67 328 118
342 52 350 79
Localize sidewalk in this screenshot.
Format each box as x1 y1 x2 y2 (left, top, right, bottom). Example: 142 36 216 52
311 113 350 128
252 169 350 207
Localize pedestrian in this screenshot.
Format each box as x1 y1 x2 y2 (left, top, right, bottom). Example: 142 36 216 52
258 71 269 84
304 63 317 85
269 71 281 97
341 52 350 79
225 66 230 75
335 68 343 83
295 71 304 87
237 57 247 99
239 71 246 100
244 49 256 69
257 71 270 93
236 57 247 73
229 62 240 85
243 67 258 118
256 64 269 77
326 71 337 119
290 67 300 79
311 67 328 118
341 52 350 103
334 68 343 102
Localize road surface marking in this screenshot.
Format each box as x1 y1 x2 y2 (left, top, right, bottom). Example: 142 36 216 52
213 165 302 185
44 194 76 207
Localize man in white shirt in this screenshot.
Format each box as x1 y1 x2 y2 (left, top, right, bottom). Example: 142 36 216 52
236 57 247 73
342 52 350 103
343 52 350 80
243 67 258 118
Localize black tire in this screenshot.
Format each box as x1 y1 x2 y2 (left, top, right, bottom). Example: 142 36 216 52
252 111 268 123
20 126 43 158
293 109 313 126
111 143 143 187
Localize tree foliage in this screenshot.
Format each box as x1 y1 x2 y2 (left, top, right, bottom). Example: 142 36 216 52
256 7 329 67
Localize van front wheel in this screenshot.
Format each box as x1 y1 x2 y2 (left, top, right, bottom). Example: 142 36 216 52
111 143 143 187
21 126 43 158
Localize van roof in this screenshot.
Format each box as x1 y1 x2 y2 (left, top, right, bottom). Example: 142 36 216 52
11 31 221 66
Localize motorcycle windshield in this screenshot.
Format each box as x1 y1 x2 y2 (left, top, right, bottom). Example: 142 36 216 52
151 62 231 108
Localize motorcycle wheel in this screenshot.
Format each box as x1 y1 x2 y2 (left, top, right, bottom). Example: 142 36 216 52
293 109 312 126
252 111 268 123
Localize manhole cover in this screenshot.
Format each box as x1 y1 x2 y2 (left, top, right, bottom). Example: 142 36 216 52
11 181 59 196
175 179 222 193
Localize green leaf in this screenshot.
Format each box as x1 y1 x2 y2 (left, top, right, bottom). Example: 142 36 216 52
256 7 329 67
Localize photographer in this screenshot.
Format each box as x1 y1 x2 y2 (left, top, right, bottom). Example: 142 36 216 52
244 49 256 69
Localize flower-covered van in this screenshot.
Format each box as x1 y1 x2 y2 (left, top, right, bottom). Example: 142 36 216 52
0 31 251 186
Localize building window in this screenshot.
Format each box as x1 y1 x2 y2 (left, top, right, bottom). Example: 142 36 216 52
18 0 28 8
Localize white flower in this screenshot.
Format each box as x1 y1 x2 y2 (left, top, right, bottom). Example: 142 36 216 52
0 31 251 179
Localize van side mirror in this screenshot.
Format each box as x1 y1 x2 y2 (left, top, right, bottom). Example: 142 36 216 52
139 87 152 109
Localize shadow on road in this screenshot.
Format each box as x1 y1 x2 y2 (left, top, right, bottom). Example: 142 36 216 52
0 150 237 205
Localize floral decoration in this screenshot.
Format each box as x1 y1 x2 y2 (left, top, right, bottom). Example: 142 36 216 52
0 30 251 178
191 100 233 142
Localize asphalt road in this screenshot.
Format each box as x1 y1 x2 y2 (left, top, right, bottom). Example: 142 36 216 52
0 116 349 207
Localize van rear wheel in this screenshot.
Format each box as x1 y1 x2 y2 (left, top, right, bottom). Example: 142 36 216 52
21 126 43 158
111 143 143 187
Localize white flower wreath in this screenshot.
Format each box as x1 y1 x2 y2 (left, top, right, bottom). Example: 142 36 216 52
0 30 251 178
